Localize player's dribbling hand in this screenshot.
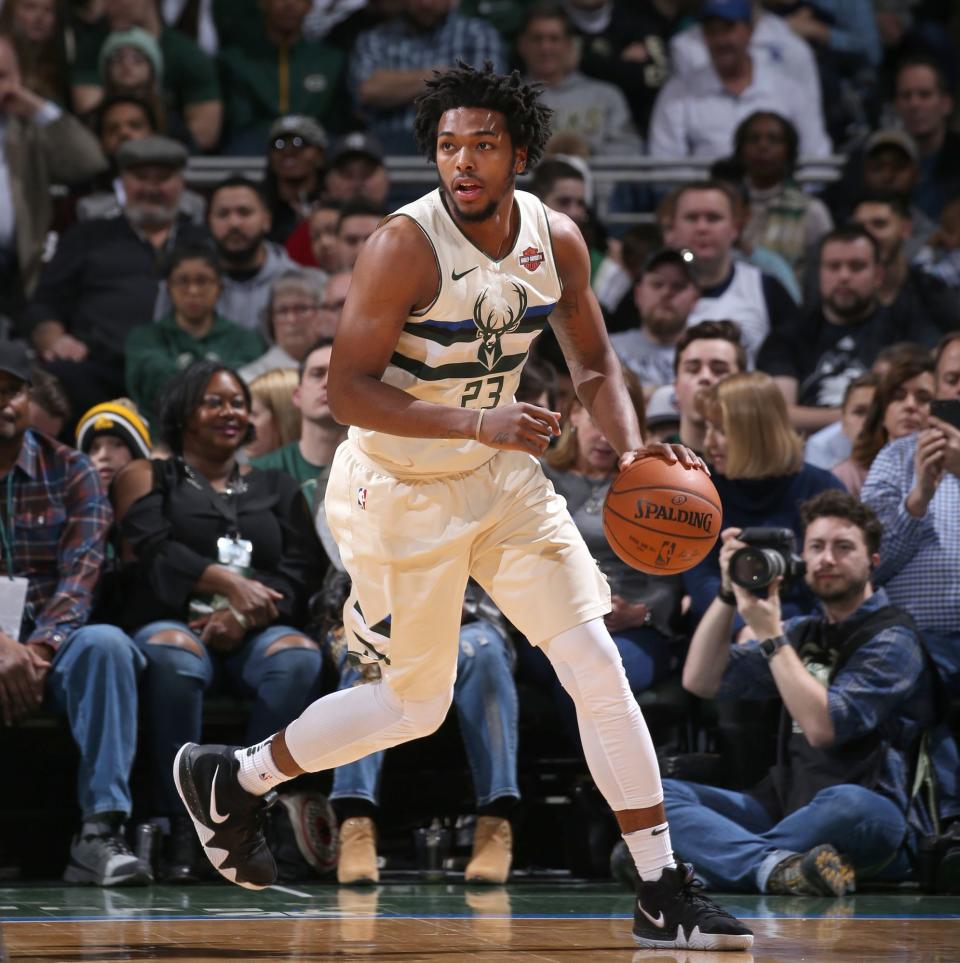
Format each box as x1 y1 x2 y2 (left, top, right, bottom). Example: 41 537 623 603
477 402 562 456
620 443 708 473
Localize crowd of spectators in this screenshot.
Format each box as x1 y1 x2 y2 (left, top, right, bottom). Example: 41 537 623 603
0 0 958 901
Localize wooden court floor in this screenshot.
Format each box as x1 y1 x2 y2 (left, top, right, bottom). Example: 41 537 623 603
1 882 958 962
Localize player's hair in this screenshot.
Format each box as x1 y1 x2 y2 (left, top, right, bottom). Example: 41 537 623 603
413 60 553 169
850 355 935 470
695 371 802 479
297 336 334 383
799 489 882 556
841 371 879 409
854 189 911 220
673 320 747 376
157 361 254 453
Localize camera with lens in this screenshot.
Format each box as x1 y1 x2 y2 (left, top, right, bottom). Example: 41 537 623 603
729 527 806 590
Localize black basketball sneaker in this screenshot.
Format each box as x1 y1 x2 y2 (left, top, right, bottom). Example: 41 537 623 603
633 860 754 950
173 743 278 890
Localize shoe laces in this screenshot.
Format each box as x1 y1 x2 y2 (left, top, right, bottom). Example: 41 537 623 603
88 831 134 859
677 864 740 923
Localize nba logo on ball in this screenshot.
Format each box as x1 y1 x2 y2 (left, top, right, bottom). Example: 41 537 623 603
603 456 722 575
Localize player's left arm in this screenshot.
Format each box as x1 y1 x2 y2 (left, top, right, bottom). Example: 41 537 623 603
547 211 701 470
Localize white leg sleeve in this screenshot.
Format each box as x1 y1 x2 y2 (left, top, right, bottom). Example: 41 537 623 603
283 678 453 773
541 618 663 812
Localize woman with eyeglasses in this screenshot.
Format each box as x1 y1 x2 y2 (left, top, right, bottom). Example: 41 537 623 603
125 246 265 422
112 360 327 882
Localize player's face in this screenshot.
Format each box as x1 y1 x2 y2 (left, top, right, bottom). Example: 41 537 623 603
436 107 527 224
936 339 960 400
803 516 875 605
883 371 934 441
841 385 874 441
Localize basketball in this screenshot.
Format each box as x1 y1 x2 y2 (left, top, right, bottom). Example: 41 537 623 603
603 456 722 575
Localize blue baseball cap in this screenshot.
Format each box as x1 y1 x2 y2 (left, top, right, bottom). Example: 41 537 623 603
700 0 752 23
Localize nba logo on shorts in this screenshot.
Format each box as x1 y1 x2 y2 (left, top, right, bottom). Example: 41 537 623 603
357 487 368 509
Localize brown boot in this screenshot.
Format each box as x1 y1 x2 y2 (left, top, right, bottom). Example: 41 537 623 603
465 816 512 884
337 817 379 885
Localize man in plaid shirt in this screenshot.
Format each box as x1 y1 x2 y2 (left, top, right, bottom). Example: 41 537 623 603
0 343 149 886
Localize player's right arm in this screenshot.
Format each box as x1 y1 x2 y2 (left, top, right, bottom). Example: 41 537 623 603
328 217 560 453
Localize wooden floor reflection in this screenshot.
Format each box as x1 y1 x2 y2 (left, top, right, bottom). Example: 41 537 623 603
4 917 960 962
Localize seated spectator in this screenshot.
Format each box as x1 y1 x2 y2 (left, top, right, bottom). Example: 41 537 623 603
27 135 208 414
112 361 326 882
0 0 70 105
891 54 960 220
348 0 506 155
852 191 960 347
610 248 700 393
240 271 325 383
685 371 844 632
205 176 315 332
70 0 222 151
916 197 960 292
516 3 641 157
126 246 265 421
218 0 345 154
246 368 301 460
664 320 747 453
650 0 831 161
667 491 937 894
0 342 149 886
804 371 878 471
27 366 72 440
733 111 833 287
286 197 341 270
323 133 390 207
334 200 383 271
316 268 351 338
670 0 822 109
264 116 328 245
861 331 960 696
76 95 206 225
668 181 800 366
75 398 152 493
563 0 678 132
0 30 106 313
329 575 521 885
643 385 682 445
252 339 345 500
833 355 935 498
97 27 167 134
758 226 906 433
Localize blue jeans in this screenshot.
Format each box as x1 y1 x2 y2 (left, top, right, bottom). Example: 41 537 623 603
44 625 144 819
133 620 322 814
662 779 912 892
920 631 960 821
331 619 520 807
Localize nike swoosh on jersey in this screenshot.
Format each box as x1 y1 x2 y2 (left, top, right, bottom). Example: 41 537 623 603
451 266 478 281
638 903 666 928
209 766 229 824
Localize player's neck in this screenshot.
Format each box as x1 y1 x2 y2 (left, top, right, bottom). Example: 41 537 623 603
446 190 519 261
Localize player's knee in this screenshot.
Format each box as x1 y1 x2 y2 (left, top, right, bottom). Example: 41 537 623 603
146 629 204 659
402 690 453 738
264 633 320 658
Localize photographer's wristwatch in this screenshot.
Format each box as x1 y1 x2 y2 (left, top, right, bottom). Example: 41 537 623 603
759 634 788 661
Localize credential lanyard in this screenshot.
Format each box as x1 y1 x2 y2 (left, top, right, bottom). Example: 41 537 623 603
0 473 15 579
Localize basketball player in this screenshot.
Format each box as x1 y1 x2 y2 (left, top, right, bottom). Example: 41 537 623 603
173 63 752 952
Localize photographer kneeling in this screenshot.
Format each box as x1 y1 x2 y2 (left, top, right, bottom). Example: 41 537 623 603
666 490 936 895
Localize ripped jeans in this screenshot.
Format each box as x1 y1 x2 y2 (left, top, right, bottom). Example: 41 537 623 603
329 618 520 807
133 620 322 814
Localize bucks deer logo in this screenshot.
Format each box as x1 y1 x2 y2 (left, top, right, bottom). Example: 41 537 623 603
473 281 528 370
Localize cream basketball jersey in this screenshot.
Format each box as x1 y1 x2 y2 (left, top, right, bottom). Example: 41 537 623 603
350 188 562 475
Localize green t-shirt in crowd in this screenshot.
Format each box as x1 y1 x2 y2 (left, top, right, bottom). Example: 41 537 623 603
253 442 331 512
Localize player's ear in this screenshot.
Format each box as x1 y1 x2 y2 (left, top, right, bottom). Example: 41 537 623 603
515 146 528 174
